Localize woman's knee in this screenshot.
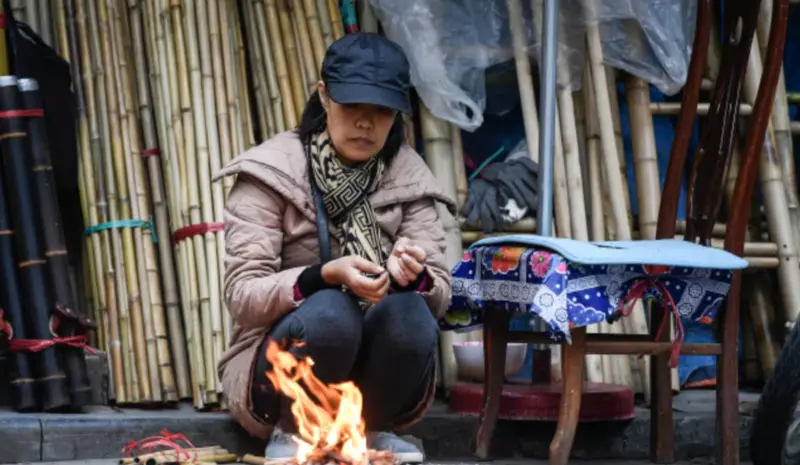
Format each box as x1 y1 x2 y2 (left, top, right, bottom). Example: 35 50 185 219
365 292 439 354
270 289 364 382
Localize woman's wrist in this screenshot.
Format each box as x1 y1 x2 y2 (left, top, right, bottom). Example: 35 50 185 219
295 263 340 301
321 261 340 285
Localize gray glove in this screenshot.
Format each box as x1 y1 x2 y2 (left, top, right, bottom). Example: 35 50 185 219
462 164 509 233
496 157 539 213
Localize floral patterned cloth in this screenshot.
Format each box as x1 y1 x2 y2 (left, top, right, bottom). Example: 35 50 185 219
440 246 734 343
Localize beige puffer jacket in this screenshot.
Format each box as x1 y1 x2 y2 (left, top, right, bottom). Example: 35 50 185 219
212 130 456 439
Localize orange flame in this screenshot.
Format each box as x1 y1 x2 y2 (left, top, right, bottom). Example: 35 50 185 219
265 340 368 464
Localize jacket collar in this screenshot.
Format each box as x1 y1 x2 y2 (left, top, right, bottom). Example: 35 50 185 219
212 130 457 223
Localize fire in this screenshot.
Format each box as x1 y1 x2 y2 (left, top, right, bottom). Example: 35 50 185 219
265 340 369 464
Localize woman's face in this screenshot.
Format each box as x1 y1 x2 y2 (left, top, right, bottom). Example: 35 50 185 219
319 81 397 164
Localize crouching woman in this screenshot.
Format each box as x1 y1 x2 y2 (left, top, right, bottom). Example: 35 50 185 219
213 32 456 463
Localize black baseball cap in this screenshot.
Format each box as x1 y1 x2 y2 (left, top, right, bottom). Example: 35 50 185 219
321 32 412 114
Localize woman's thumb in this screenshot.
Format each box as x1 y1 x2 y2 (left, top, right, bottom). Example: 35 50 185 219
353 256 384 274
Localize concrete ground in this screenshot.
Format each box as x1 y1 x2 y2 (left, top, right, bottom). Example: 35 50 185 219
9 461 752 465
0 390 763 464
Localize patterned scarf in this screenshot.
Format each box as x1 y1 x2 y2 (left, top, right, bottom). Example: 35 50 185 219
307 129 387 272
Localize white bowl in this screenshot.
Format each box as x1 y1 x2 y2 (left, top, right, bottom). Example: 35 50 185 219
452 341 527 382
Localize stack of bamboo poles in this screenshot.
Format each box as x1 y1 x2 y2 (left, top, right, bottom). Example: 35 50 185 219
54 0 359 409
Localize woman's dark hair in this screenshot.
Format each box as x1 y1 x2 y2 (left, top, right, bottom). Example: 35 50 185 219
295 89 406 166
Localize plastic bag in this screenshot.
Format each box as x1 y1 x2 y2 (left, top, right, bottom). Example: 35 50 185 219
590 0 698 96
368 0 696 131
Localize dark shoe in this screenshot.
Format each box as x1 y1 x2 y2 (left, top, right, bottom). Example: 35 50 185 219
366 431 424 463
264 427 298 460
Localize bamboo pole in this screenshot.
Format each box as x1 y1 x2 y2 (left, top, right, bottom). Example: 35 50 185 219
506 0 539 163
325 0 344 40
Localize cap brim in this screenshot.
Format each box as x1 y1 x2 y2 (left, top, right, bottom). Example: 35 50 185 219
327 82 412 114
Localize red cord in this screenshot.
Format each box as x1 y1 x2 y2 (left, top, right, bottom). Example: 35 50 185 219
617 277 685 368
0 109 44 118
7 334 97 354
121 429 197 460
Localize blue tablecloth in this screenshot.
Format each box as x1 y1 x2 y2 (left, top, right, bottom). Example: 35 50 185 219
440 245 736 343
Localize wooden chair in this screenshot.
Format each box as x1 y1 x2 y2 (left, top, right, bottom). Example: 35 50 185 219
473 0 789 463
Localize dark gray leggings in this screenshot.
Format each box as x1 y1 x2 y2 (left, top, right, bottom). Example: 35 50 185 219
250 289 439 431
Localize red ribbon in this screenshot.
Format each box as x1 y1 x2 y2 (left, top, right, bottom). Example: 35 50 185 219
172 222 224 245
7 334 97 354
0 109 44 119
617 277 685 368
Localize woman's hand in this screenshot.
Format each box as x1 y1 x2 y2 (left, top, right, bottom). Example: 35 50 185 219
387 237 427 287
321 256 390 303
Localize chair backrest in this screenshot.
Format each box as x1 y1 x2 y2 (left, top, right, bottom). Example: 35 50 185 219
655 0 789 257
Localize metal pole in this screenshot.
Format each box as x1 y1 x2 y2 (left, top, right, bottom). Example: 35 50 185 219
531 0 560 380
536 0 559 237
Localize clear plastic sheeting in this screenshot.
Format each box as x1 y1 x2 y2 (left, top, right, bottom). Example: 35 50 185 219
368 0 697 131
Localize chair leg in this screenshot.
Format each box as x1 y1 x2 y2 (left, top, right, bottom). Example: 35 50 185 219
650 302 675 463
549 327 586 465
475 309 510 459
717 276 741 465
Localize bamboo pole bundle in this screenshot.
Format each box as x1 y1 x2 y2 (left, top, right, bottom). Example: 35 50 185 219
85 0 142 404
149 0 205 407
19 77 95 409
73 0 127 403
127 0 190 400
0 76 71 412
101 0 158 404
